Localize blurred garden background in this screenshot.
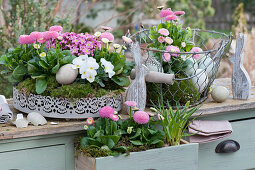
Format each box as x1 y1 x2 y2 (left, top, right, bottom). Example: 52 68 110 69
0 0 254 98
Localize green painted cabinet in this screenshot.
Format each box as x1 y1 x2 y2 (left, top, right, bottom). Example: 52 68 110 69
0 132 81 170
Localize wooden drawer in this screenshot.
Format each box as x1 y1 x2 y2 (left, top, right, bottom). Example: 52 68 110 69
0 144 65 170
198 118 255 170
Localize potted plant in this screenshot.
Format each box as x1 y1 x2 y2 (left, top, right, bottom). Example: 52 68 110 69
0 26 134 119
75 100 201 170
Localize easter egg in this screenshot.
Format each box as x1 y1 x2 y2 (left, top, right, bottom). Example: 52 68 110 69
56 64 78 85
198 56 215 77
184 57 198 76
211 86 229 103
191 69 208 93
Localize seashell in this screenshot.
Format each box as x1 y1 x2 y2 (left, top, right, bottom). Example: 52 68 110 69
56 64 78 85
191 69 208 93
184 57 198 76
13 114 28 128
198 56 214 77
211 86 229 103
27 112 47 126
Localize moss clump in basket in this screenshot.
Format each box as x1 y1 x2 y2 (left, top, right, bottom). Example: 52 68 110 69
146 78 200 106
16 76 123 99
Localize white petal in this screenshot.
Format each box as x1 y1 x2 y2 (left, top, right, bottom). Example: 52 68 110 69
108 70 115 78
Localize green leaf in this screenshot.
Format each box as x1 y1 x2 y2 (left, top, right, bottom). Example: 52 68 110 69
114 146 127 152
39 60 49 70
107 138 115 149
51 62 60 74
36 78 47 94
130 128 141 139
1 70 10 74
130 140 144 145
112 76 130 87
12 65 27 81
80 137 89 149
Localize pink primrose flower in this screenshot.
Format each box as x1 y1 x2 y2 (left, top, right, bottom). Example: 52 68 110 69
99 106 115 118
18 35 35 44
133 111 149 124
174 11 185 15
163 53 171 62
158 36 165 43
166 45 180 57
100 32 114 42
30 32 43 41
86 117 94 125
161 9 174 17
191 47 203 60
165 15 178 21
158 28 169 36
124 101 137 107
109 114 119 121
49 25 63 32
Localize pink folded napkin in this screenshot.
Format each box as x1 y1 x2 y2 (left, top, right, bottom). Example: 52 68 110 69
188 120 232 143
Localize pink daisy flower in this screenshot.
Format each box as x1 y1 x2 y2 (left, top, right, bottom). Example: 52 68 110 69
161 9 174 17
133 111 149 124
100 32 114 42
101 26 112 31
166 45 180 57
165 37 173 44
86 117 94 125
30 32 43 41
49 25 63 32
163 53 171 62
124 101 136 107
158 36 165 43
174 11 185 16
165 15 178 21
99 106 114 118
191 47 203 60
43 31 59 40
158 28 169 36
18 35 35 44
109 114 119 121
37 37 46 44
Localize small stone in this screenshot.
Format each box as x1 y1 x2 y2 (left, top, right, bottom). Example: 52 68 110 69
56 64 78 85
211 86 229 103
50 122 58 125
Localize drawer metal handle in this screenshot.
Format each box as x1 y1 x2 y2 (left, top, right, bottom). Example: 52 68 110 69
215 140 240 153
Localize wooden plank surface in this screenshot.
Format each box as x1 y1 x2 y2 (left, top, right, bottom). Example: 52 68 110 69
1 78 255 140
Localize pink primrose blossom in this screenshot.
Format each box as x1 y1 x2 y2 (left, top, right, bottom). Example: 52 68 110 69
163 53 171 62
158 36 165 43
30 32 43 41
165 15 178 21
174 11 185 15
109 114 119 121
191 47 203 60
99 106 115 118
49 25 63 32
100 32 114 42
161 9 174 17
86 117 94 125
166 45 180 57
18 35 35 44
133 111 149 124
124 101 137 107
158 28 169 36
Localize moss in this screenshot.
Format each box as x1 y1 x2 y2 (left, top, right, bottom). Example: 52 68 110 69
16 76 123 99
146 77 200 107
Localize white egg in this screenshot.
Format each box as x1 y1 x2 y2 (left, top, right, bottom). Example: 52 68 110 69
27 112 47 126
211 86 229 103
191 69 208 93
198 56 215 77
184 57 198 76
56 64 78 85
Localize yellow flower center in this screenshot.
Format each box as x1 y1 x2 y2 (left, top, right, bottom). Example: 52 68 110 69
90 67 93 70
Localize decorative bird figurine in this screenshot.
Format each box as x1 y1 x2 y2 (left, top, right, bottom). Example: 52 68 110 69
229 33 251 100
126 42 149 111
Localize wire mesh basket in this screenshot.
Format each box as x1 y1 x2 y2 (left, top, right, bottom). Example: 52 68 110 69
130 29 232 108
